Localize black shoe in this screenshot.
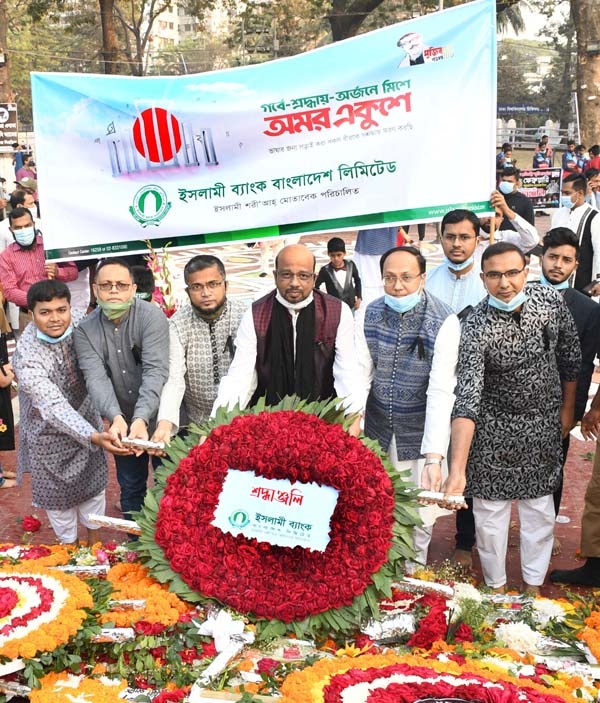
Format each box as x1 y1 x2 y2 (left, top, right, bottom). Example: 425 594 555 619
259 272 268 277
549 563 600 586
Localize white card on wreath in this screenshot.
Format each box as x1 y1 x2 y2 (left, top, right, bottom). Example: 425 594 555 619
212 469 339 551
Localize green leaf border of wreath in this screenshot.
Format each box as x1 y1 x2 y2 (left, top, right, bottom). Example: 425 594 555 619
133 396 422 641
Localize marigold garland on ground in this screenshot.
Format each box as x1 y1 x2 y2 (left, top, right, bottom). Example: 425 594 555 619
101 562 192 626
28 671 127 703
0 544 73 567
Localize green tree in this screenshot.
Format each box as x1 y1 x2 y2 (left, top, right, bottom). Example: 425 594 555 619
570 0 600 144
23 0 220 76
535 8 575 128
325 0 529 41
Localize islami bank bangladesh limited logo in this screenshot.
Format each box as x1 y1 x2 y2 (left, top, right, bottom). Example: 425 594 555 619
228 510 250 528
129 184 171 227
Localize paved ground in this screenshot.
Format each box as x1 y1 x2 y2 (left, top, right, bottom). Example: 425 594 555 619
1 216 596 598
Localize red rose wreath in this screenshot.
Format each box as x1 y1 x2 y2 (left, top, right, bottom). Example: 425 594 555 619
135 398 420 639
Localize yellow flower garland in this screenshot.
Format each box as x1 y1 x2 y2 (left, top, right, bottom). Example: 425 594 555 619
280 652 591 703
29 671 127 703
0 563 93 660
0 544 73 567
101 562 192 626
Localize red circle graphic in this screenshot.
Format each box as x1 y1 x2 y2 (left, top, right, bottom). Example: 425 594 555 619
132 107 182 163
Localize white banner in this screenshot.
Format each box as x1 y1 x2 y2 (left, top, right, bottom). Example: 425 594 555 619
31 0 496 260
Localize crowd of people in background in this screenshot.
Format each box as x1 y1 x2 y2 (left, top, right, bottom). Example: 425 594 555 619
2 135 600 596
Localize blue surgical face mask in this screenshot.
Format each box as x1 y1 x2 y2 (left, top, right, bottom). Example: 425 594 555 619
36 325 73 344
540 271 569 290
384 288 422 314
444 255 474 272
560 195 574 209
498 181 514 196
487 289 528 312
13 226 35 247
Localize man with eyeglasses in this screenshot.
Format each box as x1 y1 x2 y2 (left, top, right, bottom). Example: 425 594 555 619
356 245 460 568
74 258 169 525
426 204 538 569
213 244 363 431
151 255 246 447
443 242 581 595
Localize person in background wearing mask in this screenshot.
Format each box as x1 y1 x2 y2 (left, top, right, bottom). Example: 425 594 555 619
74 259 169 526
551 173 600 293
535 228 600 553
0 206 78 334
356 246 461 568
13 280 128 544
497 167 535 232
442 242 581 595
478 190 540 255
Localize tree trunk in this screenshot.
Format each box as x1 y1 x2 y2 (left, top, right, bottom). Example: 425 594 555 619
99 0 121 75
328 0 386 41
571 0 600 144
0 0 11 101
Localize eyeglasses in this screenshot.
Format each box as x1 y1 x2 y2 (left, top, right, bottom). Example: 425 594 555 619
187 280 225 292
383 273 422 285
96 282 132 292
483 267 526 281
443 234 476 243
276 271 314 282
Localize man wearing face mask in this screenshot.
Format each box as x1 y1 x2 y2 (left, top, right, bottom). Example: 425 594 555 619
551 173 600 293
152 254 246 447
425 203 537 570
356 246 461 567
13 280 129 544
498 167 535 232
0 206 77 333
442 242 581 595
535 228 600 529
74 258 169 524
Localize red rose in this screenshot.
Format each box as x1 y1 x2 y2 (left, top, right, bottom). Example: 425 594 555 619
453 622 474 643
134 621 165 636
256 657 279 675
22 516 41 532
153 690 187 703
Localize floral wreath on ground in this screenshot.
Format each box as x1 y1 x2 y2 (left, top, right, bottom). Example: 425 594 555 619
280 652 589 703
0 563 93 659
135 397 421 640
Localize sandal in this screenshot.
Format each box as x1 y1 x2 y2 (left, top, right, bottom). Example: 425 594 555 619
0 476 15 488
